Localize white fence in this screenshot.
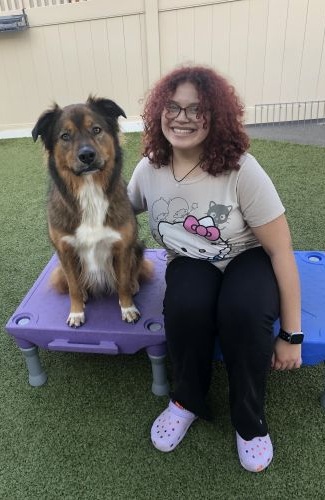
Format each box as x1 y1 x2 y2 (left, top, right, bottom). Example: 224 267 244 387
0 0 324 133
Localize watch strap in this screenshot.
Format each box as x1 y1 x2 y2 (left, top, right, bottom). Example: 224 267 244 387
278 328 304 344
278 328 292 342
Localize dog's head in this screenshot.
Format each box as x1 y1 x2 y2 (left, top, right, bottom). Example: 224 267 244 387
32 97 126 176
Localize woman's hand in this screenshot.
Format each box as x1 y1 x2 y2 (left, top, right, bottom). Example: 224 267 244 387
271 337 302 370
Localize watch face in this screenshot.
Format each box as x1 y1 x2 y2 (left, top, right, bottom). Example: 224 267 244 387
291 333 304 344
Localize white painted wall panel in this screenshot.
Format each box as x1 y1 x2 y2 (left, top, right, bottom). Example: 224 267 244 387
262 0 288 104
228 0 249 97
298 0 325 101
211 2 231 75
0 0 325 131
244 0 268 107
193 6 213 66
280 0 308 103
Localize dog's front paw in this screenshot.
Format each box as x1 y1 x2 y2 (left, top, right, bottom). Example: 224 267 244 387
120 304 141 323
67 311 85 328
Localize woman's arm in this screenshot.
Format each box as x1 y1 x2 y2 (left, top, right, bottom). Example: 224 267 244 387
127 161 148 215
251 214 302 371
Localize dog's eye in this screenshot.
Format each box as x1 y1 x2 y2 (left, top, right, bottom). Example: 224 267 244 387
60 133 70 141
93 127 101 135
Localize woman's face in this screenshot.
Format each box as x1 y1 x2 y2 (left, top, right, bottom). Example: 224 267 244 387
161 81 210 154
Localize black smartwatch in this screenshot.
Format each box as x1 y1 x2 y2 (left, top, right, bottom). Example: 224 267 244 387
278 328 304 344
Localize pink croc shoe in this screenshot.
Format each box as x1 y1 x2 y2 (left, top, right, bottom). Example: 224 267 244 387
151 401 197 452
236 431 273 472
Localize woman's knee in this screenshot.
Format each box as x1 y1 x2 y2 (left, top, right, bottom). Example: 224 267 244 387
217 247 280 338
218 298 276 337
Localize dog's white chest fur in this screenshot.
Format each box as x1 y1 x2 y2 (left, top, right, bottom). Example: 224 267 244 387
64 178 121 292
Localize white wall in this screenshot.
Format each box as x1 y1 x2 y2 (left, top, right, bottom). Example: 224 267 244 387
0 0 324 136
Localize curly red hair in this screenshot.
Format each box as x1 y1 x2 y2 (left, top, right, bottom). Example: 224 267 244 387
141 65 249 174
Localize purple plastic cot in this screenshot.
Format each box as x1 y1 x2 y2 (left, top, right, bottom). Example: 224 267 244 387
5 249 169 396
5 249 325 404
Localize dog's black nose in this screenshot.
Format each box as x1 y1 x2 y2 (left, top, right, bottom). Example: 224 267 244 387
78 146 96 165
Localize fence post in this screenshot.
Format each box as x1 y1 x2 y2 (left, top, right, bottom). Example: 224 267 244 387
144 0 161 86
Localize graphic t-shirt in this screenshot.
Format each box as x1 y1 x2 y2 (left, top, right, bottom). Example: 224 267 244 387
127 152 285 271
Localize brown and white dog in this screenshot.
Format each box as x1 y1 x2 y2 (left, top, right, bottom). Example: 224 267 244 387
32 96 151 327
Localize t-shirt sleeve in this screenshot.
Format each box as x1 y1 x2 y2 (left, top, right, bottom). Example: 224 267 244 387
127 158 148 214
237 154 285 227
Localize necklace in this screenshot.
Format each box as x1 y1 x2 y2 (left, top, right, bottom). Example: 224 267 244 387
171 155 202 183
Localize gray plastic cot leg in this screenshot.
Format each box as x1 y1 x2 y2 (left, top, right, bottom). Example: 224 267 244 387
147 353 169 396
19 346 47 387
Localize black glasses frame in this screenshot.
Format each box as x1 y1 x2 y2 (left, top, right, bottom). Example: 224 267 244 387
164 102 202 121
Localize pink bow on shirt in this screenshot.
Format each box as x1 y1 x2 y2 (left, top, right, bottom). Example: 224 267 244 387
183 215 220 241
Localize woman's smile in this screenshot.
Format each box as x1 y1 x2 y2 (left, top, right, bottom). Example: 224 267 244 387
170 127 197 135
161 82 210 153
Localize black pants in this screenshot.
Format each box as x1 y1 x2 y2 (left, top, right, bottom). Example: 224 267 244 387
163 247 280 440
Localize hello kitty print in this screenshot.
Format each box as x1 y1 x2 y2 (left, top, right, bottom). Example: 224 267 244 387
154 196 233 262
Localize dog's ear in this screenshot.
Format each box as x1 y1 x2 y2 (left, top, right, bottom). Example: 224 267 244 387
32 104 62 151
87 96 127 121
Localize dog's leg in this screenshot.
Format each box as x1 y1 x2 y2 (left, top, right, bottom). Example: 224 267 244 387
57 245 86 327
114 248 141 323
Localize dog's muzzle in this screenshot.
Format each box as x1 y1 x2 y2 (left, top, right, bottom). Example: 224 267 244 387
76 146 101 175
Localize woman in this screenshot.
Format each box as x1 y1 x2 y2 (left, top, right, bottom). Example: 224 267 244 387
127 66 303 472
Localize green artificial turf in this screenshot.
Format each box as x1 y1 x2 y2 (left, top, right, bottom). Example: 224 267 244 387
0 135 325 499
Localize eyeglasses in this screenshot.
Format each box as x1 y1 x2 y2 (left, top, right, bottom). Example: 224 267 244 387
164 102 203 121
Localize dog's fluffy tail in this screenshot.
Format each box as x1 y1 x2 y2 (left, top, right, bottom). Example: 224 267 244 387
50 265 69 294
135 241 154 282
139 257 154 281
